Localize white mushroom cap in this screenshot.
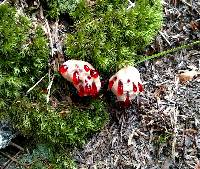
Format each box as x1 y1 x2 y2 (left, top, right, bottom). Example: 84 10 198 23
59 60 101 97
109 66 143 103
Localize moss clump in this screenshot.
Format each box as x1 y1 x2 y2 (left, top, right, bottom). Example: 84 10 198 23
0 4 108 148
0 4 49 118
40 0 81 19
11 97 108 146
65 0 163 73
19 144 77 169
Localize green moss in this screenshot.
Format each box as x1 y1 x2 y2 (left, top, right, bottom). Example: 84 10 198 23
40 0 81 19
0 4 108 148
65 0 163 73
0 4 30 54
19 144 77 169
0 4 49 114
11 97 108 146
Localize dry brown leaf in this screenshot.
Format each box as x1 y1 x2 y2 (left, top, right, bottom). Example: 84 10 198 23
128 129 138 146
190 20 200 31
195 161 200 169
154 85 167 98
59 110 71 118
177 70 200 84
184 128 198 134
86 0 96 6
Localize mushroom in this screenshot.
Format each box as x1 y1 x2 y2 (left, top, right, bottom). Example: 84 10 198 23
108 66 143 105
59 60 101 97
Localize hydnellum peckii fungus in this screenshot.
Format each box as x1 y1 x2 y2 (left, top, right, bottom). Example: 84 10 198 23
59 60 101 97
59 60 144 105
109 66 144 105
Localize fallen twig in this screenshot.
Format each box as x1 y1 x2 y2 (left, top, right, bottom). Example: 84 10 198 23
3 151 21 169
0 0 7 5
127 0 135 10
135 40 200 65
45 18 54 58
159 31 171 46
171 107 178 161
9 142 24 152
0 151 28 168
180 0 192 7
46 73 54 103
26 74 47 94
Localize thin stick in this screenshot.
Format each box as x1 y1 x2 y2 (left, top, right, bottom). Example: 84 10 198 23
135 40 200 65
9 142 24 151
171 108 178 161
159 31 171 46
46 74 54 103
45 18 54 58
0 0 7 5
181 0 192 7
0 151 28 168
127 0 135 10
26 74 47 94
3 151 21 169
41 5 55 58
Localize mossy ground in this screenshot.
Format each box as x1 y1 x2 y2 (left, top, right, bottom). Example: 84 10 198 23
0 4 49 117
65 0 163 73
0 0 163 168
0 2 108 143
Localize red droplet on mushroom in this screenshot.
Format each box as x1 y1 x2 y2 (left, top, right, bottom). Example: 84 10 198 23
85 84 91 95
124 92 131 106
113 77 117 81
109 80 114 89
87 76 91 80
78 85 84 97
138 82 144 92
90 70 99 78
84 65 90 72
59 65 68 74
75 64 79 68
73 71 79 85
127 79 130 83
117 80 123 95
133 83 137 92
91 82 98 96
